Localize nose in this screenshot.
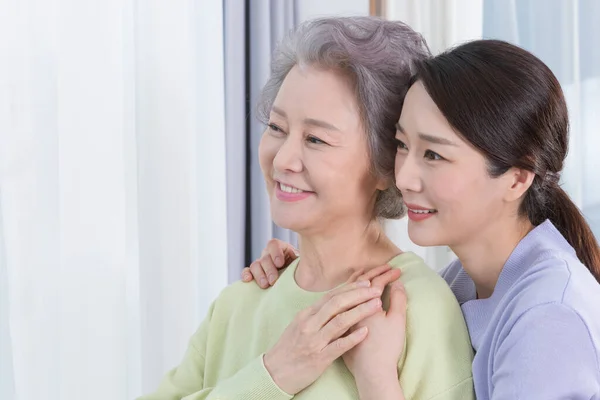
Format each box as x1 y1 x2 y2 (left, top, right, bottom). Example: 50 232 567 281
273 134 303 173
395 151 422 194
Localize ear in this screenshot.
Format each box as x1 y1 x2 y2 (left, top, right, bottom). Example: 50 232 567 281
375 176 391 191
504 167 535 202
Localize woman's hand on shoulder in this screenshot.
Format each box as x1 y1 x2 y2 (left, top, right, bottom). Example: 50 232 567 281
241 239 298 288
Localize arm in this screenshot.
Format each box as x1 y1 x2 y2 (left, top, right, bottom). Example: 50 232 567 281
491 303 599 400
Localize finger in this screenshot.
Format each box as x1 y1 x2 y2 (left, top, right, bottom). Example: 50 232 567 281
241 267 253 282
249 260 269 289
371 268 402 292
260 254 280 285
320 297 382 340
282 246 299 266
346 268 366 284
323 326 368 361
387 279 407 317
264 239 286 268
265 239 298 268
312 286 382 329
357 264 392 282
311 279 372 311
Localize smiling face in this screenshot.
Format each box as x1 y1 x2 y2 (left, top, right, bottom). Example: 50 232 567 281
394 81 516 247
258 65 385 235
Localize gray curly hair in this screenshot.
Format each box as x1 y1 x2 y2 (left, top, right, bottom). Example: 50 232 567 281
257 16 430 219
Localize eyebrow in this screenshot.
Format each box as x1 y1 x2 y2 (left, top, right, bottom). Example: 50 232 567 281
395 123 458 146
272 106 341 132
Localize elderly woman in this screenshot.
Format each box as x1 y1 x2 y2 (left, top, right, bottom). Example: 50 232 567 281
138 17 474 400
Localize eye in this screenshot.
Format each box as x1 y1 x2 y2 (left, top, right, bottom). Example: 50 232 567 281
267 123 286 135
306 135 327 145
395 138 408 151
424 150 444 161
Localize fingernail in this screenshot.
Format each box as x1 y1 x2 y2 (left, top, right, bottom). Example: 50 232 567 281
293 249 300 256
268 274 277 284
260 278 268 287
274 256 282 266
359 326 368 335
357 280 371 287
243 273 250 281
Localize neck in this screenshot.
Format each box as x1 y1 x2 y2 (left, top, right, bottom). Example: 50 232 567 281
296 219 400 291
451 217 533 299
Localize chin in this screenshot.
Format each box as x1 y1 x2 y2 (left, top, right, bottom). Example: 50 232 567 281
407 223 444 247
270 210 307 232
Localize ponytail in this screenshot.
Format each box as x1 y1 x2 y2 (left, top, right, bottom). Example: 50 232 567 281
526 180 600 283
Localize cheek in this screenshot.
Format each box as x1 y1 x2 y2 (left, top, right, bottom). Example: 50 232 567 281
343 150 378 194
432 168 494 213
431 174 461 206
424 164 477 208
317 149 370 193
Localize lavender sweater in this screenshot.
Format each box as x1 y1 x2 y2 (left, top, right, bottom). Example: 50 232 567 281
441 220 600 399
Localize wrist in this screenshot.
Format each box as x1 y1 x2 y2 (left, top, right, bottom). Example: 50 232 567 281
355 365 398 387
263 352 290 394
357 375 404 400
264 352 307 396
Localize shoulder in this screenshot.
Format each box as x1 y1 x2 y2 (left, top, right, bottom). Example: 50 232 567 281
507 249 600 313
510 302 593 334
390 253 463 317
215 279 270 308
391 254 475 399
390 251 471 350
188 280 273 349
497 302 600 373
200 279 273 327
438 258 462 283
492 303 600 396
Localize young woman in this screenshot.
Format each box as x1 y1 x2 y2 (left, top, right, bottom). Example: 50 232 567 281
139 17 475 400
245 39 600 399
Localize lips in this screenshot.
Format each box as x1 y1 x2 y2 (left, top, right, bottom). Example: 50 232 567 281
408 208 436 214
279 182 306 194
405 203 437 213
405 203 438 221
274 181 314 202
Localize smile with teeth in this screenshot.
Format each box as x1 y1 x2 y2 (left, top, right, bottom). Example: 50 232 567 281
408 208 437 214
279 182 305 194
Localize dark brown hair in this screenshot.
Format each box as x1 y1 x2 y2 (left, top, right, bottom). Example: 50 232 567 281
413 39 600 282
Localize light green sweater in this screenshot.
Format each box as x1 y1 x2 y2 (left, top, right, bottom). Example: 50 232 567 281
139 252 474 400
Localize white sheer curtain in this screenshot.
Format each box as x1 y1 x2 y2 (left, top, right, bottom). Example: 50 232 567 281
0 1 228 399
385 0 483 55
483 0 600 239
381 0 484 270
